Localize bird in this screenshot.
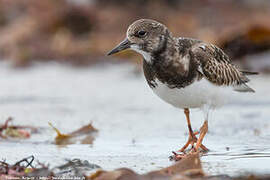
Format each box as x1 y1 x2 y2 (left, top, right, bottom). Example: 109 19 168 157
107 19 258 161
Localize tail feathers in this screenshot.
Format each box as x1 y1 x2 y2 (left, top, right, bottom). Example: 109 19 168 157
239 70 258 84
240 75 250 83
233 83 255 93
234 70 257 93
241 70 259 75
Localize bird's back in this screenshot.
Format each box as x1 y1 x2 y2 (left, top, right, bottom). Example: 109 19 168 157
187 38 257 92
143 37 257 108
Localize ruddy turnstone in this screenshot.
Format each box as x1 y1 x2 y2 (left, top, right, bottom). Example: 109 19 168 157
107 19 258 160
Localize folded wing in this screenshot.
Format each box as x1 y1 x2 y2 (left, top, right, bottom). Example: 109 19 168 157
190 43 256 93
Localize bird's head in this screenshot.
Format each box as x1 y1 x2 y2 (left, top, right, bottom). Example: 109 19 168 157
107 19 171 62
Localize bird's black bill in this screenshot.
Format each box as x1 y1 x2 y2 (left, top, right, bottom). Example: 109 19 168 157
107 38 131 56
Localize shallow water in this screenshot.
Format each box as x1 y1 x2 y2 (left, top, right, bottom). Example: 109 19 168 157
0 62 269 176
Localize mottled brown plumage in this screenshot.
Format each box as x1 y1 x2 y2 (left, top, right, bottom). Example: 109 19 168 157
143 38 201 89
190 42 256 92
107 19 258 161
142 35 256 92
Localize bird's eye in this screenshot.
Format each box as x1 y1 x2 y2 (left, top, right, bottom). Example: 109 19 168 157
137 30 147 37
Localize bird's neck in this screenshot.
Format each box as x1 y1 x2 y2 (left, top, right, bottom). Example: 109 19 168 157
150 35 178 64
142 31 177 64
152 31 176 56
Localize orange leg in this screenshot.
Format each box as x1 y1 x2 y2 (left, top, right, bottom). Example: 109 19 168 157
194 120 208 152
178 108 197 152
178 108 208 152
170 109 209 161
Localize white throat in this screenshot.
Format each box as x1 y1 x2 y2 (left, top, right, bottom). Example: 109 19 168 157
130 44 152 63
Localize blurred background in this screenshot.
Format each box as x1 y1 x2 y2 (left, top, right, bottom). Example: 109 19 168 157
0 0 270 71
0 0 270 176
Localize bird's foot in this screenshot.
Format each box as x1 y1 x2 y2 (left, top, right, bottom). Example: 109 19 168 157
169 151 191 161
170 130 209 161
177 131 199 152
169 147 208 161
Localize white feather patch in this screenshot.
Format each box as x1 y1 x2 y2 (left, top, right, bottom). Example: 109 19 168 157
151 78 233 109
182 54 190 72
130 45 152 63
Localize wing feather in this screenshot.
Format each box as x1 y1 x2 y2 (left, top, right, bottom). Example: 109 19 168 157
190 43 255 92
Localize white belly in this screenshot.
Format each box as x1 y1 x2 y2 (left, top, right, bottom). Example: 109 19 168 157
151 78 232 109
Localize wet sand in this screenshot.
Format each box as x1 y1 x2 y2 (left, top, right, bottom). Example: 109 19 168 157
0 62 269 176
